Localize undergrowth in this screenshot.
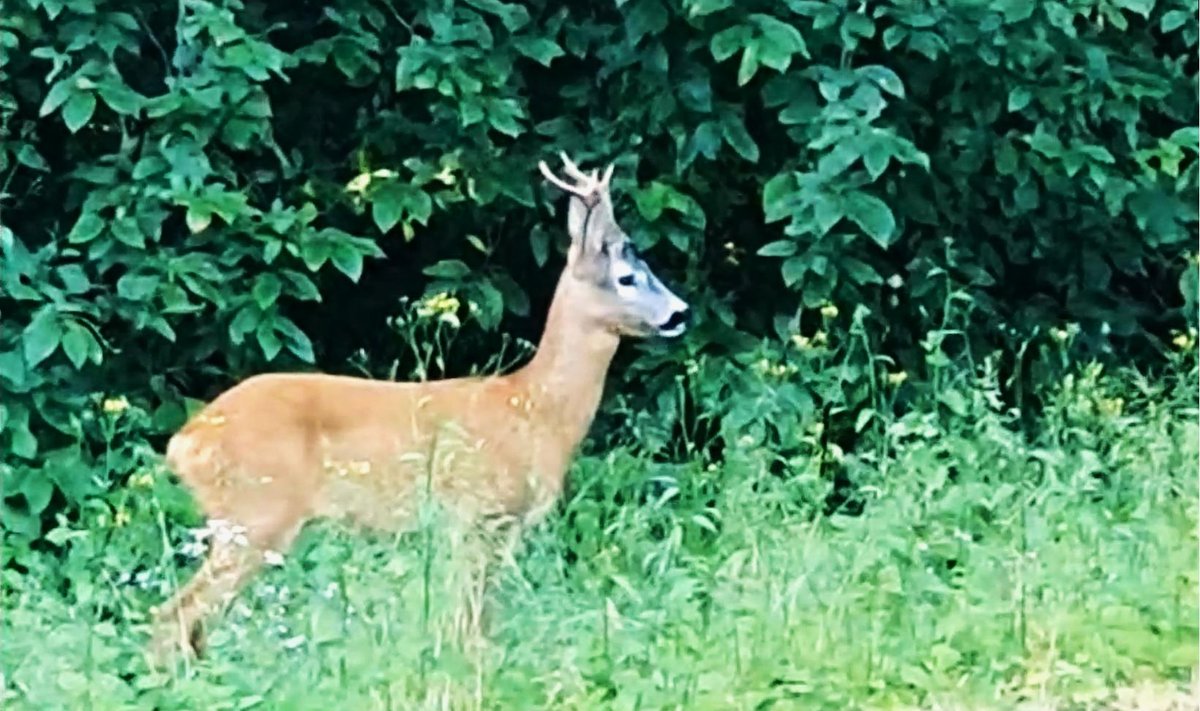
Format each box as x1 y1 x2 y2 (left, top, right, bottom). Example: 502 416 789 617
1 356 1196 710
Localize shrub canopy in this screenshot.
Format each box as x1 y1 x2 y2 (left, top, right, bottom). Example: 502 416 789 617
1 0 1196 537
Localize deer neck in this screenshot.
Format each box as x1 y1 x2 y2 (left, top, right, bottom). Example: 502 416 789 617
513 272 620 447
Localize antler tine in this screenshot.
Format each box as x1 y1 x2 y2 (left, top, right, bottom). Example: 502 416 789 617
558 151 594 184
539 160 595 200
599 163 615 188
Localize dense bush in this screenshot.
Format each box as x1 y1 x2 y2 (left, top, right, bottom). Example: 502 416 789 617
1 0 1196 541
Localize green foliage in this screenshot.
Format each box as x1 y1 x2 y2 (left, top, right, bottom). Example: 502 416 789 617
0 364 1196 708
0 0 1196 611
1 3 1197 705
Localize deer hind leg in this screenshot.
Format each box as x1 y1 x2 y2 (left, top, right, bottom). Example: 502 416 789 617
459 516 528 638
149 515 303 666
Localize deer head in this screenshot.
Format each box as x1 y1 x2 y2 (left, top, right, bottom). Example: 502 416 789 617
538 153 691 338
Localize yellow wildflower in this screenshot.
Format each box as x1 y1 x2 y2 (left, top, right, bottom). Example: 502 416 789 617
416 292 461 323
1171 328 1197 352
130 471 155 488
102 396 129 415
1097 397 1124 418
819 303 839 319
114 509 131 528
345 173 371 193
790 334 811 350
886 371 908 386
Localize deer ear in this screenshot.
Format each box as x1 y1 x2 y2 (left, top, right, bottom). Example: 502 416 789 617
568 195 618 259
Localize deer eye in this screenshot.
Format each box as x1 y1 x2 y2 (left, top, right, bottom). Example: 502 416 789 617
617 274 636 287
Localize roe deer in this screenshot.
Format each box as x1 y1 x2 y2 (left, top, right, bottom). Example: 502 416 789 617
150 153 691 661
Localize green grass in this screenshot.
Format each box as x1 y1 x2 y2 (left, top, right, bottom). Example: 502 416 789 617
2 365 1197 710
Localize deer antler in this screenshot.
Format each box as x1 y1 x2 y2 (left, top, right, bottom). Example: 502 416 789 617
538 152 614 207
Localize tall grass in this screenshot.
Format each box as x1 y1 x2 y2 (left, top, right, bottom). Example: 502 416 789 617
2 361 1196 710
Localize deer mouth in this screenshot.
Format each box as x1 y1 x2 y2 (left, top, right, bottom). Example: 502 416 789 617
656 308 690 337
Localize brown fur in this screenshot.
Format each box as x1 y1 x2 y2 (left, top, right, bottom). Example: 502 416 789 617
149 156 686 662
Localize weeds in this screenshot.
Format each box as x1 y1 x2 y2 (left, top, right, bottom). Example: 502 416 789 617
1 353 1196 710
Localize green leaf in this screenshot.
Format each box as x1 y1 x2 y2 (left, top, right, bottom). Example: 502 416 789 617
23 308 62 367
818 143 860 178
229 305 260 345
275 317 315 362
737 42 760 86
8 407 37 459
486 98 523 137
858 65 903 98
813 194 843 235
751 13 808 68
863 139 892 180
40 79 73 117
56 265 90 294
995 0 1035 23
763 172 797 223
939 389 968 416
22 472 53 515
683 121 722 167
67 212 105 244
1008 87 1032 112
679 75 713 112
687 0 732 17
424 259 471 279
1161 9 1189 32
408 190 433 225
636 183 670 221
117 273 158 300
842 256 882 285
721 113 759 162
97 81 144 115
16 145 50 172
845 191 897 247
513 37 564 66
757 240 797 257
62 91 97 133
186 206 212 234
492 272 530 316
1169 127 1199 152
0 351 28 391
625 0 668 44
995 140 1019 175
301 240 331 271
61 321 93 369
781 256 806 286
372 183 405 233
1112 0 1153 17
332 245 365 282
257 320 283 361
111 218 145 248
283 271 322 302
710 26 749 62
253 274 283 309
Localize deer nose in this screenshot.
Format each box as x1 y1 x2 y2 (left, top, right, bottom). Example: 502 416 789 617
660 306 690 333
